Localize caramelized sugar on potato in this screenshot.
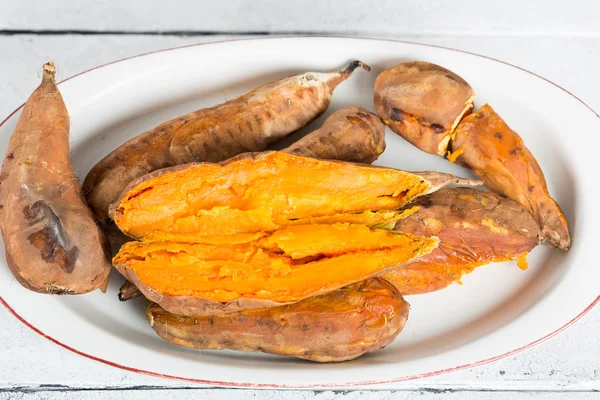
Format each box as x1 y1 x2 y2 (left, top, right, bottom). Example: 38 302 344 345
146 278 409 362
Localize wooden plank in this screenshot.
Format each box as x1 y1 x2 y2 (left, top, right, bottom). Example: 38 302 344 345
1 0 600 36
0 389 599 400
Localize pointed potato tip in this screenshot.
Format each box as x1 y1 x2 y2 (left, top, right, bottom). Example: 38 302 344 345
344 60 371 73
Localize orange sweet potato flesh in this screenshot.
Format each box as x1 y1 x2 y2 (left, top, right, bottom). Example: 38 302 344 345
146 277 408 362
451 104 570 250
114 223 436 316
374 61 475 156
83 61 370 224
111 152 486 315
112 152 480 242
117 109 387 301
0 63 111 294
383 188 541 294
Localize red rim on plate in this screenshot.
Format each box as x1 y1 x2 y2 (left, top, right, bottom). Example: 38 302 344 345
1 36 599 388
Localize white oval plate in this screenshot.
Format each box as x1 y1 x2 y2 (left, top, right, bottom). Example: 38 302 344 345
1 37 599 389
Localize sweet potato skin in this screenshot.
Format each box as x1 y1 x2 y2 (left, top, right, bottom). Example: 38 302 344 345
83 61 369 224
0 63 111 294
383 187 541 294
146 278 408 362
284 106 386 163
451 104 570 250
374 61 474 155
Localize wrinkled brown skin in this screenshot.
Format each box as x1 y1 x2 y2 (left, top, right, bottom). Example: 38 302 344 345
451 104 570 250
284 106 386 163
383 188 541 294
374 61 475 156
146 278 408 362
118 109 387 301
84 61 370 224
0 63 111 294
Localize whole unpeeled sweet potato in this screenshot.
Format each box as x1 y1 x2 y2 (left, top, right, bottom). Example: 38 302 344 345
118 106 386 301
451 104 570 250
84 61 370 224
284 106 386 163
146 277 409 362
112 152 481 316
383 188 541 294
0 63 111 294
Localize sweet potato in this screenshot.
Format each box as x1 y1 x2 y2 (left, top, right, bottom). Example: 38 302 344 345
112 152 482 315
146 277 408 362
115 219 436 316
0 63 111 294
450 104 570 250
284 106 385 163
382 188 541 294
374 61 474 156
118 107 386 301
83 61 370 224
111 152 480 242
374 62 569 250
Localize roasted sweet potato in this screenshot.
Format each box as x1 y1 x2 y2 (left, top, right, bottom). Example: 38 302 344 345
284 106 385 163
450 104 570 250
374 62 569 250
382 188 541 294
146 278 408 362
0 63 111 294
111 152 480 242
84 61 370 224
112 152 483 315
118 108 387 302
115 219 436 316
374 61 474 156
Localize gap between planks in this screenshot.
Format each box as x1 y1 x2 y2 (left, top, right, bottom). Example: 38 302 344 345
2 30 600 38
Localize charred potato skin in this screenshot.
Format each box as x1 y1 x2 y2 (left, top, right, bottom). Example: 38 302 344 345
146 278 408 362
0 63 111 294
384 188 540 294
374 61 474 156
451 104 570 250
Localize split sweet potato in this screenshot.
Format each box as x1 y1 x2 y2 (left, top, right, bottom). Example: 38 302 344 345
374 61 570 250
451 104 570 250
118 107 386 301
83 61 370 224
111 152 480 242
383 188 541 294
112 152 482 316
0 63 111 294
146 277 408 362
374 61 474 156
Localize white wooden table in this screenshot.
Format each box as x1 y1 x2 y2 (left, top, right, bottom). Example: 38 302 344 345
1 1 599 399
